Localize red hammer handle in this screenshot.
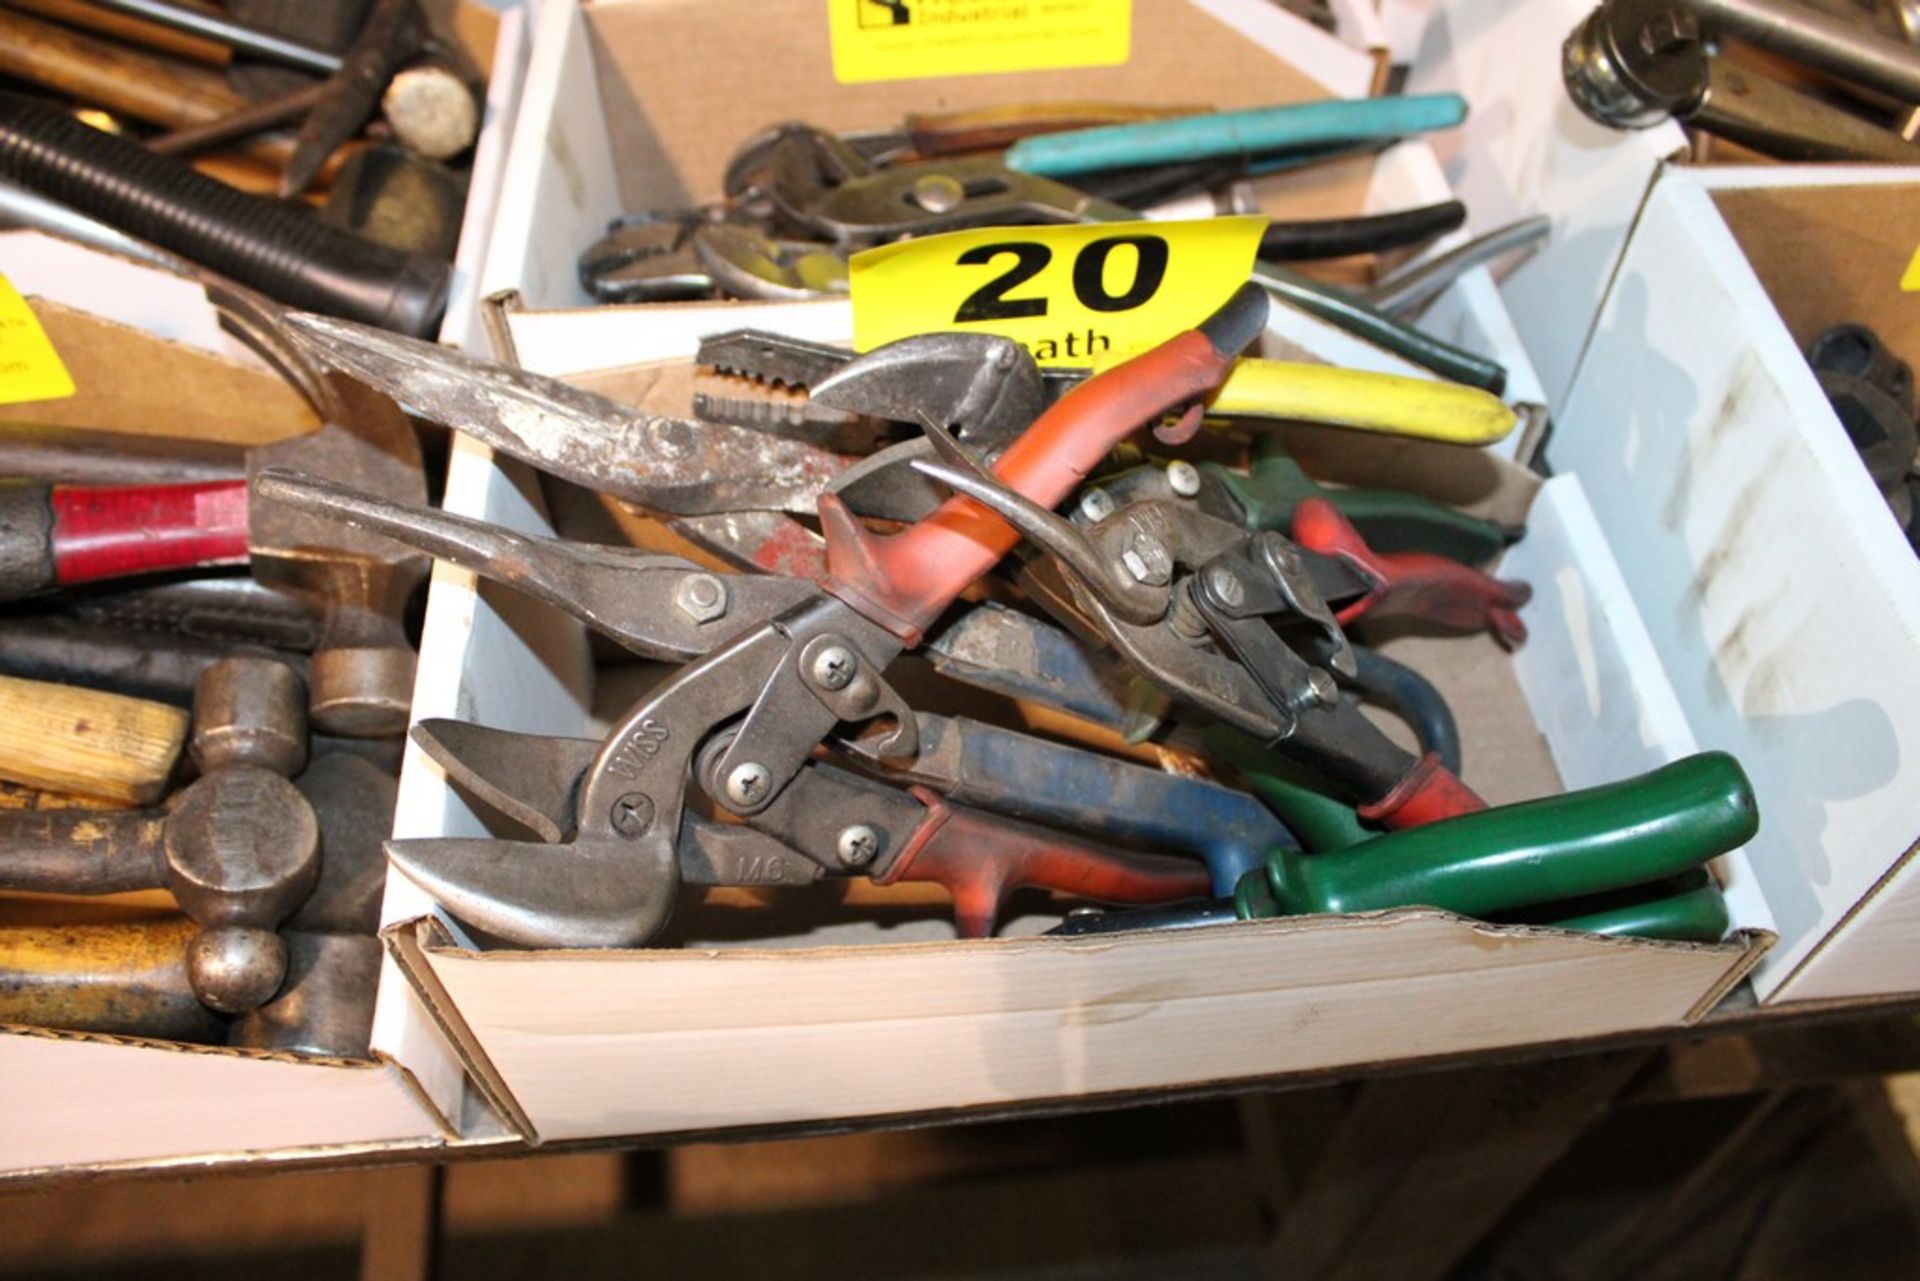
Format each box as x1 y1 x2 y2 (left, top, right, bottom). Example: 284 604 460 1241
819 329 1238 644
51 480 251 584
1292 498 1532 648
0 479 251 600
879 786 1212 938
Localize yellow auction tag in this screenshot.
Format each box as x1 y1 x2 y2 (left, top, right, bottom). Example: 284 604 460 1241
827 0 1131 85
1902 244 1920 292
851 217 1265 367
0 277 75 405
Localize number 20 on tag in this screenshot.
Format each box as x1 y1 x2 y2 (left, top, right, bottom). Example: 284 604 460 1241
850 216 1267 368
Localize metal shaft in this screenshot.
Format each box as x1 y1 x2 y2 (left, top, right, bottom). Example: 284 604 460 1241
1688 0 1920 101
81 0 344 76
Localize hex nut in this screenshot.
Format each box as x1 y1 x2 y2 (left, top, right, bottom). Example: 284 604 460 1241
675 573 730 624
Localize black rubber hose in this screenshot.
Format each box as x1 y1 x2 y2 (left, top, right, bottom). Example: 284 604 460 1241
0 92 449 336
1258 200 1467 262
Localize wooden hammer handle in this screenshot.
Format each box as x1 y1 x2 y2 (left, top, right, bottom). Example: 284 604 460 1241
0 674 187 805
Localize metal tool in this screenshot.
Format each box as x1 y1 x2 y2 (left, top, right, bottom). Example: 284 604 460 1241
275 312 853 515
1564 0 1920 160
0 92 453 334
0 614 304 707
266 285 1430 946
0 408 430 735
840 711 1296 894
0 658 319 1011
0 917 230 1043
72 0 479 189
228 931 378 1056
1082 446 1519 565
1053 752 1754 942
696 328 1521 448
760 124 1506 390
1358 215 1554 318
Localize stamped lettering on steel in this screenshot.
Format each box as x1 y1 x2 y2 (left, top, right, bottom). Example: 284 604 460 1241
603 718 672 780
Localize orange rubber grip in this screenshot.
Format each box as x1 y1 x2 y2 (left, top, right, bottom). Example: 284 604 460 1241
1293 498 1532 648
819 329 1235 644
880 787 1212 938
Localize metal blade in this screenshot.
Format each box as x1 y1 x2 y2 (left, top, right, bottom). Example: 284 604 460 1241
256 468 820 657
279 311 853 515
811 332 1047 446
411 720 598 844
696 328 852 387
384 835 673 949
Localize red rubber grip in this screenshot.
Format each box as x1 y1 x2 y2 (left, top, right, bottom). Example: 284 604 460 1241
880 787 1212 938
1292 498 1532 647
51 480 251 584
820 329 1234 644
1356 752 1487 828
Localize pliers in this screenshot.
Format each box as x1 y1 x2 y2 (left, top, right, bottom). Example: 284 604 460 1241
693 328 1522 448
754 122 1506 391
1054 751 1757 944
266 286 1488 947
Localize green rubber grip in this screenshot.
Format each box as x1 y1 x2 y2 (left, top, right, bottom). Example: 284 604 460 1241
1237 849 1735 944
1200 454 1511 564
1537 870 1731 943
1205 727 1376 852
1264 752 1757 918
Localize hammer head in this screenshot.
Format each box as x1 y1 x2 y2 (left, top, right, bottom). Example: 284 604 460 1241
248 376 428 738
163 766 320 1012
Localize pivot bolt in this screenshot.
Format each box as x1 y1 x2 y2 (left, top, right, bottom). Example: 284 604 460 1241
1077 487 1115 523
725 762 772 807
1208 566 1246 608
610 792 655 837
1165 460 1202 497
811 645 858 691
675 573 730 624
911 174 965 214
836 824 880 868
1120 532 1173 586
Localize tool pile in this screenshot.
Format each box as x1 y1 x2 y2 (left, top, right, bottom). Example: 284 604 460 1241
0 262 428 1056
0 0 485 334
0 5 1771 1075
250 277 1757 955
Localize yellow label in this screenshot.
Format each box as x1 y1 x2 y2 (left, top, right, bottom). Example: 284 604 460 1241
0 277 75 405
827 0 1130 85
851 217 1265 368
1902 244 1920 292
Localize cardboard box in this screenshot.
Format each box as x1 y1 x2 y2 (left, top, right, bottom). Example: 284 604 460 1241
0 5 535 1179
1552 166 1920 1003
357 0 1770 1145
378 301 1771 1144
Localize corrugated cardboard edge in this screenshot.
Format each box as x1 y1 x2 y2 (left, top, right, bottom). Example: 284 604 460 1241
0 1023 459 1183
383 916 538 1141
387 909 1766 1146
1682 929 1774 1021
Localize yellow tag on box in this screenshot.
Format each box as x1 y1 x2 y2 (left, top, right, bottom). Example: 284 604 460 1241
828 0 1131 84
0 276 75 405
1902 244 1920 293
851 216 1266 367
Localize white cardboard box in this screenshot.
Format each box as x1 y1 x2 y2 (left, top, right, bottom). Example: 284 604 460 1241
364 0 1771 1145
1553 166 1920 1003
0 7 533 1180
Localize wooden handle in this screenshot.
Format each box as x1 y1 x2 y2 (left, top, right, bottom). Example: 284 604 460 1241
0 674 187 805
0 916 226 1042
